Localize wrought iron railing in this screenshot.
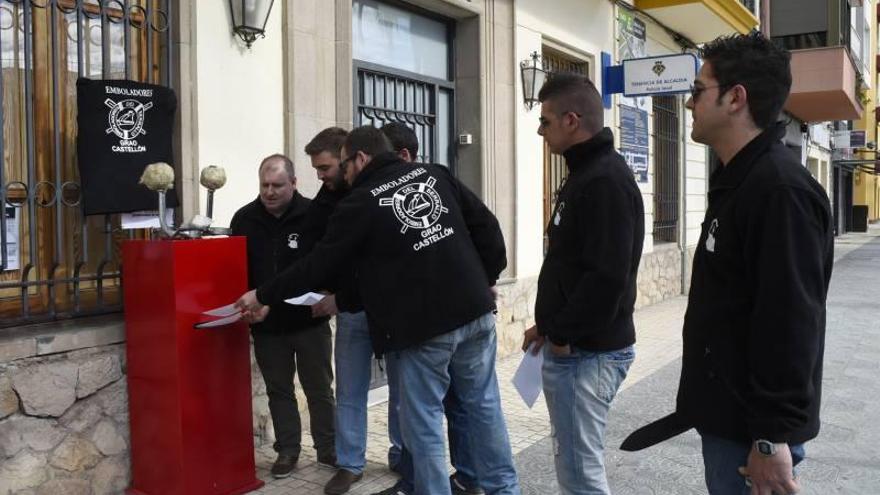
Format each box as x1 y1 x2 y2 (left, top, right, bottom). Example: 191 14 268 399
0 0 173 328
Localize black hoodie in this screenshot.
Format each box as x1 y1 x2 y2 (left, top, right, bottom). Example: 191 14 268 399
256 153 506 353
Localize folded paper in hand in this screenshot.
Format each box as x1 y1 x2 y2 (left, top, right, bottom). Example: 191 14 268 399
284 292 326 306
194 302 241 329
512 343 544 408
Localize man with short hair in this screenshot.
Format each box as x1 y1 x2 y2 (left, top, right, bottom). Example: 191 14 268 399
303 126 377 495
375 121 484 495
522 73 644 495
230 154 336 479
622 33 834 495
237 126 520 495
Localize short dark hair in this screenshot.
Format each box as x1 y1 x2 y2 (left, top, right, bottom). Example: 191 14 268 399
381 122 420 156
259 153 295 179
700 32 792 129
537 73 604 133
304 127 348 158
344 125 393 159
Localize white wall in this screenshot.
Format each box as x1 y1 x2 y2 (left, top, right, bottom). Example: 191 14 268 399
194 3 286 227
513 0 616 278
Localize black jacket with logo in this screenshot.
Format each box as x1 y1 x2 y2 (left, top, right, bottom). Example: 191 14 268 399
230 192 330 333
256 153 506 353
677 124 834 444
535 128 645 351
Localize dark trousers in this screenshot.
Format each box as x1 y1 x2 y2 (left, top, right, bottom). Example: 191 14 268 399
253 321 335 459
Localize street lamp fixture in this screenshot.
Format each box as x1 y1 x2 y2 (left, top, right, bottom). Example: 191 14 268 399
520 51 548 110
229 0 275 48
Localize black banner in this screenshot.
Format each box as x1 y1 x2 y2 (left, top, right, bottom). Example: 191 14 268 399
76 78 179 215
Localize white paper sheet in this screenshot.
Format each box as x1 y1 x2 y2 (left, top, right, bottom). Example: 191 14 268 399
284 292 326 306
121 208 174 230
194 313 242 329
202 303 239 317
512 343 544 408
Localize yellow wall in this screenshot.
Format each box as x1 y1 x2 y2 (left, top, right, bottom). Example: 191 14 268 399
855 0 879 221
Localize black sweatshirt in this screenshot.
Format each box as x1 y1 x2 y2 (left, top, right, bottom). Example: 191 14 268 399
676 123 834 444
257 153 506 353
534 128 645 351
230 192 329 333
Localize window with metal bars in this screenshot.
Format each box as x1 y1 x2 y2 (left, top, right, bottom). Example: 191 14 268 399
652 95 679 244
541 47 589 251
354 62 454 167
0 0 173 328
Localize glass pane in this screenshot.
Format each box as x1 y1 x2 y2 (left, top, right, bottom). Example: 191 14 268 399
243 0 272 30
437 89 451 167
353 0 449 80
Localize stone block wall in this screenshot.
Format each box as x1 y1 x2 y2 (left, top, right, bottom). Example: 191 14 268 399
0 345 130 495
636 244 684 309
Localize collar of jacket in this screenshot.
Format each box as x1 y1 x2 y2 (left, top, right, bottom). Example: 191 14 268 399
252 190 309 223
709 122 786 193
561 127 615 173
352 151 405 189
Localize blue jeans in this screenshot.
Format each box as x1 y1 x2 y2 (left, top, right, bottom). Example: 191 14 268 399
334 311 373 474
397 312 520 495
542 345 634 495
701 433 805 494
388 358 482 493
385 350 404 470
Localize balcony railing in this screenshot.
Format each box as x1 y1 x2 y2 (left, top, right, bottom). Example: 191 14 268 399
739 0 756 14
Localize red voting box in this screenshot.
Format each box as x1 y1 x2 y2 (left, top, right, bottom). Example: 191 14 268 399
122 237 263 495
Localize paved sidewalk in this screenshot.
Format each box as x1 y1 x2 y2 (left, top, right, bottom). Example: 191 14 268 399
252 226 879 494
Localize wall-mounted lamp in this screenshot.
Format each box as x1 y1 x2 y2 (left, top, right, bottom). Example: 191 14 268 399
229 0 275 48
520 51 548 110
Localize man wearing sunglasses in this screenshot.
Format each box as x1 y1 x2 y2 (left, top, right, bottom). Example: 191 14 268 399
237 126 520 495
521 73 644 495
623 33 833 495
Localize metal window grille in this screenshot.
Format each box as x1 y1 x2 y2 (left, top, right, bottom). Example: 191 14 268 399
541 48 588 250
354 62 454 167
0 0 173 329
652 95 679 244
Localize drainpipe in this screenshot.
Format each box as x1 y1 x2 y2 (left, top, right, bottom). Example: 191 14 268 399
679 93 688 295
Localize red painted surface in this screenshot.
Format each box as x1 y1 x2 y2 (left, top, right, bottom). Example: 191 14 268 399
122 237 263 495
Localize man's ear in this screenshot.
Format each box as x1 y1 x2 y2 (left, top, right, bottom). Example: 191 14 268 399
399 148 413 162
727 84 749 113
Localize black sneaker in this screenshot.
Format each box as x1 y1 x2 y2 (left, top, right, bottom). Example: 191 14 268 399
450 473 484 495
317 453 338 469
371 483 411 495
271 453 298 478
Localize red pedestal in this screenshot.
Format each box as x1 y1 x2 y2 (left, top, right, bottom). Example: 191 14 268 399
122 237 263 495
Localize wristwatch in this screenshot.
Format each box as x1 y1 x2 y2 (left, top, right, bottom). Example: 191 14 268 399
755 439 778 457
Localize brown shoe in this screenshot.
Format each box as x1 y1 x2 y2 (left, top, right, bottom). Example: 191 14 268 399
324 469 363 494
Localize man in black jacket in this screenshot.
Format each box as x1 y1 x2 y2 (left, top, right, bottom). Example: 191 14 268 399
622 33 833 495
230 154 336 478
237 126 520 495
521 74 644 494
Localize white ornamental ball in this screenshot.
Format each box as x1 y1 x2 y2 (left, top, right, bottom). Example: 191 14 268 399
200 165 227 190
139 162 175 191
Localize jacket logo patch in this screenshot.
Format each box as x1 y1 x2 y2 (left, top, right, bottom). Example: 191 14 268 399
553 202 566 226
379 177 449 234
287 233 299 250
706 219 718 253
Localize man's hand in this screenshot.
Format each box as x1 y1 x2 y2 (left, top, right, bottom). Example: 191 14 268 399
311 294 338 317
490 286 499 301
235 289 263 314
522 325 545 355
243 306 270 324
738 443 800 495
549 342 571 356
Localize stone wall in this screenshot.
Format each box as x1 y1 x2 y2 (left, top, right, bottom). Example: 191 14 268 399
0 345 130 495
636 244 684 309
